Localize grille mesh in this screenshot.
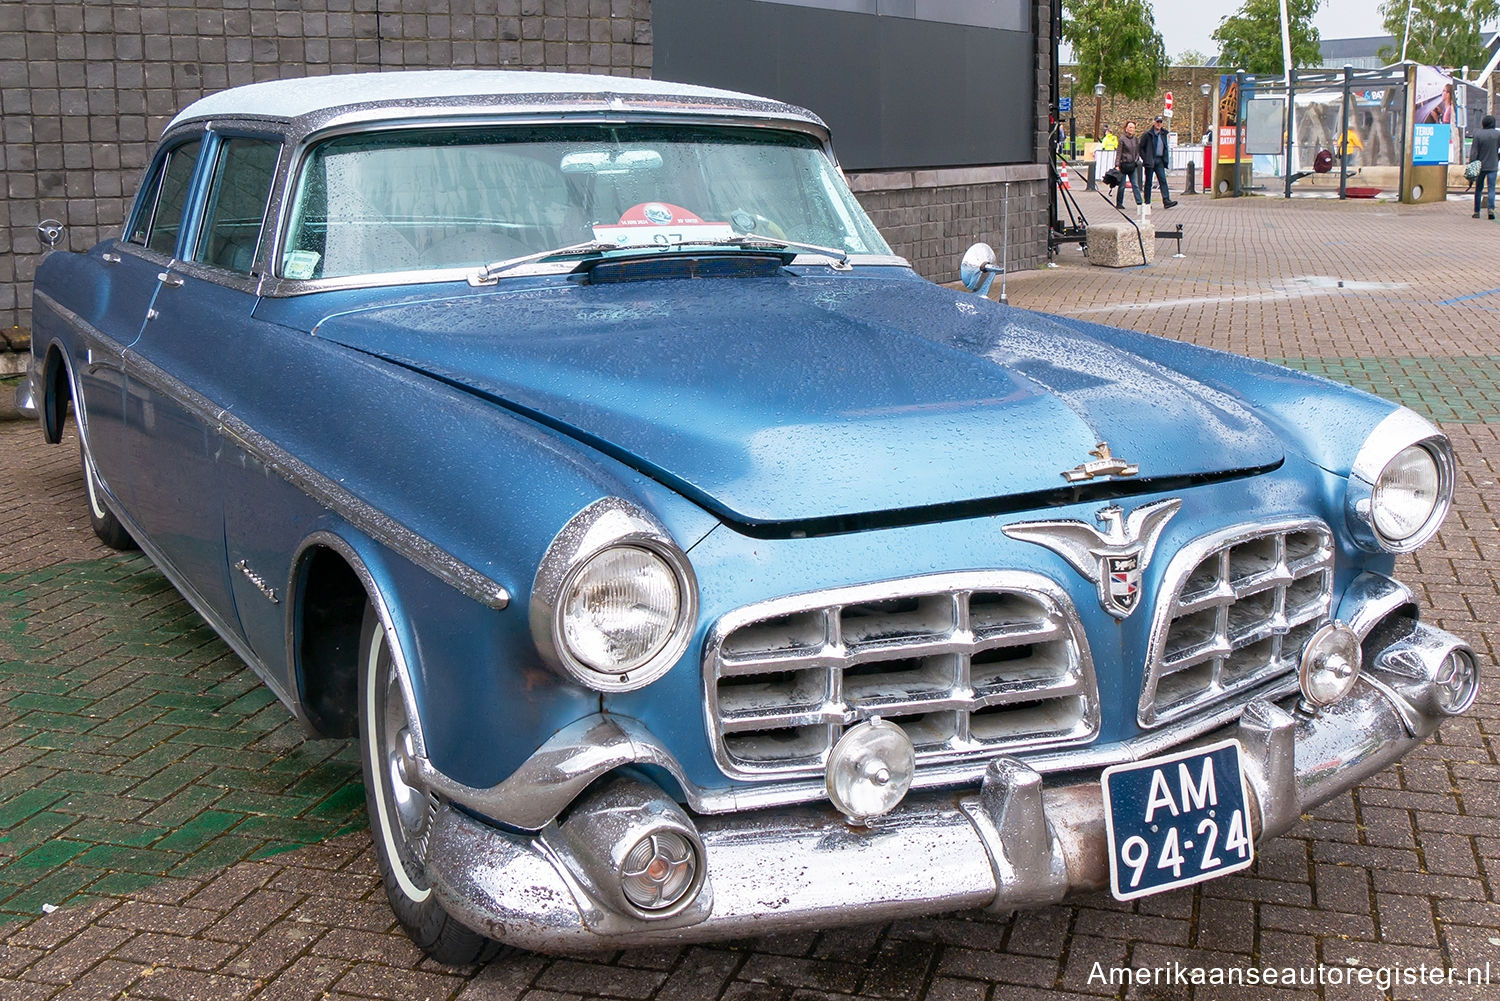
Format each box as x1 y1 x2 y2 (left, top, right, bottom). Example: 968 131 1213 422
1141 522 1334 726
706 576 1098 778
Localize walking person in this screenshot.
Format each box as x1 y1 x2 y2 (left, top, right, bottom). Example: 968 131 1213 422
1114 120 1144 213
1472 114 1500 220
1141 115 1177 208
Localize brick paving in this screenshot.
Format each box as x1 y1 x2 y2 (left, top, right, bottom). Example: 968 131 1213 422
1 190 1499 999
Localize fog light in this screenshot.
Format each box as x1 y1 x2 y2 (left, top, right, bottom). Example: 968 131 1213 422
620 831 698 911
1299 621 1362 708
1435 648 1479 715
826 718 915 824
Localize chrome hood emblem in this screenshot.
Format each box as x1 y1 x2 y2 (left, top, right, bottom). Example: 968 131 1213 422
1003 499 1181 618
1062 442 1139 482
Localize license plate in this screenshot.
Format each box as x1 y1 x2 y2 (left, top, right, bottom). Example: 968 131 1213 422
1101 739 1255 900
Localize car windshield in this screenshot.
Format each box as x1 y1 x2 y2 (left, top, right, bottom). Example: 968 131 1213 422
281 123 892 281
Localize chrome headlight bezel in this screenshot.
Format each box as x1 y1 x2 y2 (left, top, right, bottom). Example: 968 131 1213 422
1345 409 1455 554
530 498 698 693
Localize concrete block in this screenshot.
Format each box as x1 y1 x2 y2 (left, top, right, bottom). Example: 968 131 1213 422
1085 220 1155 267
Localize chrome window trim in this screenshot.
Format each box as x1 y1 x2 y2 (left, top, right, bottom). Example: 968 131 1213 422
1139 517 1334 728
1345 409 1456 554
34 290 510 612
529 497 699 693
702 571 1100 783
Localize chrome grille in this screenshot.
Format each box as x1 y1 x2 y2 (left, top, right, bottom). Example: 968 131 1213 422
705 573 1098 779
1140 520 1334 726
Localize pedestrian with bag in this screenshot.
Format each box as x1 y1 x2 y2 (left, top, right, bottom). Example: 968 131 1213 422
1142 115 1177 208
1114 120 1144 214
1471 114 1500 220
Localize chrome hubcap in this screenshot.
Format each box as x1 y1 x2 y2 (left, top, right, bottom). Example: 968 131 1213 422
381 668 428 840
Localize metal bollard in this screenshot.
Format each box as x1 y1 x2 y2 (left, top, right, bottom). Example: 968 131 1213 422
1185 160 1197 196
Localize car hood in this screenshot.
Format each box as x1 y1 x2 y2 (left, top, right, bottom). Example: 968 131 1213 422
310 273 1283 527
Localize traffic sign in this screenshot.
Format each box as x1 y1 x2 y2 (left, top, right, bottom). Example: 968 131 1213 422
1059 96 1072 112
1164 91 1174 111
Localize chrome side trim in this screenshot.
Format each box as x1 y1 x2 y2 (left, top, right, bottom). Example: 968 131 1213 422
37 290 511 611
1139 518 1334 728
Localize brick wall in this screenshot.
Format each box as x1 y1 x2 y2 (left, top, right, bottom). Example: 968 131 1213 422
0 0 1050 328
0 0 653 330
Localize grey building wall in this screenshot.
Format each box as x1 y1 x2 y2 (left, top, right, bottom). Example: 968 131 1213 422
0 0 1049 331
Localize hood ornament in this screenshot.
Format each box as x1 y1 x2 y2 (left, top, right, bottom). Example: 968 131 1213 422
1004 499 1181 618
1062 442 1139 483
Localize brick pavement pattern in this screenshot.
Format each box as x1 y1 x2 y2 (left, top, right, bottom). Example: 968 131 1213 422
2 191 1500 999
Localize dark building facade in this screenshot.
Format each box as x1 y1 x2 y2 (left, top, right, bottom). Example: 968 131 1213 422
0 0 1051 330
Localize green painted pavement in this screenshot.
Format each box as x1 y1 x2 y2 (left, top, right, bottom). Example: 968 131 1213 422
0 556 366 923
1271 355 1500 423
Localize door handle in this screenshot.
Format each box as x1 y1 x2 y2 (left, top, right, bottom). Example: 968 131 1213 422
156 271 184 288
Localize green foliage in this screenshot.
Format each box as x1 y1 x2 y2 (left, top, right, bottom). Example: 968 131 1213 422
1212 0 1323 74
1176 48 1215 67
1378 0 1500 69
1061 0 1168 100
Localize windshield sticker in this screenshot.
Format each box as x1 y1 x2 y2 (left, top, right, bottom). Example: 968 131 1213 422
593 202 736 248
283 250 321 280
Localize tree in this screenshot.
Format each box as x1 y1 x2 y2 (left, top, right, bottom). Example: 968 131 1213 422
1378 0 1500 69
1061 0 1168 100
1212 0 1323 74
1176 48 1214 67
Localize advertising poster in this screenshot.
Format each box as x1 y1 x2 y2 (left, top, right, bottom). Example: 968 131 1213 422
1412 122 1452 165
1413 65 1458 164
1217 74 1241 163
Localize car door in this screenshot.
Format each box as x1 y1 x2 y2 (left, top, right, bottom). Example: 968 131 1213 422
69 141 205 513
123 132 280 627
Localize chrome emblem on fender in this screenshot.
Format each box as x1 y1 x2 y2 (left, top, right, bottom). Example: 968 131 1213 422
1062 442 1139 483
1003 499 1181 618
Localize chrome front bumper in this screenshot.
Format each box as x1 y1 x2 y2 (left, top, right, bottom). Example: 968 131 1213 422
424 619 1472 952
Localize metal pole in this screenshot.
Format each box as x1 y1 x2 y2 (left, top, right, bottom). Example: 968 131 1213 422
1285 66 1297 198
1340 65 1352 200
1094 90 1103 150
1234 70 1246 196
999 181 1010 305
1401 0 1414 63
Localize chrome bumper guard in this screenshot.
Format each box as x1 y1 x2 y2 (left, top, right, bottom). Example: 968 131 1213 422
425 620 1472 952
12 357 39 420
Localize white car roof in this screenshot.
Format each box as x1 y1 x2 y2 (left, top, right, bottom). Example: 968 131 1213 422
167 70 818 131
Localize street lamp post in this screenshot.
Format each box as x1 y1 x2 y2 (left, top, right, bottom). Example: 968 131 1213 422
1200 81 1212 146
1093 80 1105 150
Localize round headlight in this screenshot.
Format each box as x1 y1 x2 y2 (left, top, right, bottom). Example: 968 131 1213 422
1346 411 1454 554
1299 621 1362 708
561 546 680 675
826 718 915 824
1371 445 1441 543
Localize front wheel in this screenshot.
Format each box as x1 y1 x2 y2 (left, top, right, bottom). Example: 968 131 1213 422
358 604 501 966
79 436 136 551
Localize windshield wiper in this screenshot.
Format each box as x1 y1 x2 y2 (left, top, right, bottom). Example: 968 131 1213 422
469 239 618 285
469 230 854 286
725 232 852 269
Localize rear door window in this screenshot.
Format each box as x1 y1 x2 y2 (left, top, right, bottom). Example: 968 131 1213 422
193 138 281 274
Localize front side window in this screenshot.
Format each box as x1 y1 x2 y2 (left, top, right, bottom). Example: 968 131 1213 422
282 124 891 280
144 140 203 257
194 138 281 274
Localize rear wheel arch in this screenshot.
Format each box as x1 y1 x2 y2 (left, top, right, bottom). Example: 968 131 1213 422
42 343 72 444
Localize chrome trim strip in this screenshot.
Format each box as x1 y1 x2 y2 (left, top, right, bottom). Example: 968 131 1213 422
36 291 510 611
1139 518 1334 728
702 571 1100 783
1339 572 1416 641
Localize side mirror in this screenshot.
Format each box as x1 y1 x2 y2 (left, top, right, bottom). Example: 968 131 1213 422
37 219 65 250
959 242 1000 297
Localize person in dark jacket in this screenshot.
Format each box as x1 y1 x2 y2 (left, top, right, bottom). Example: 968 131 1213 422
1141 115 1177 207
1472 114 1500 220
1114 120 1144 211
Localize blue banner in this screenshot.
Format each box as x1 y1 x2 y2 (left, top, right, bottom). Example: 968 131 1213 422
1412 123 1452 165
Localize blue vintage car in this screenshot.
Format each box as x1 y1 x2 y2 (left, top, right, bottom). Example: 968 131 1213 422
22 71 1477 963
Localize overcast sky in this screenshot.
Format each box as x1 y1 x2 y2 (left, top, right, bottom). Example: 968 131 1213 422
1073 0 1394 62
